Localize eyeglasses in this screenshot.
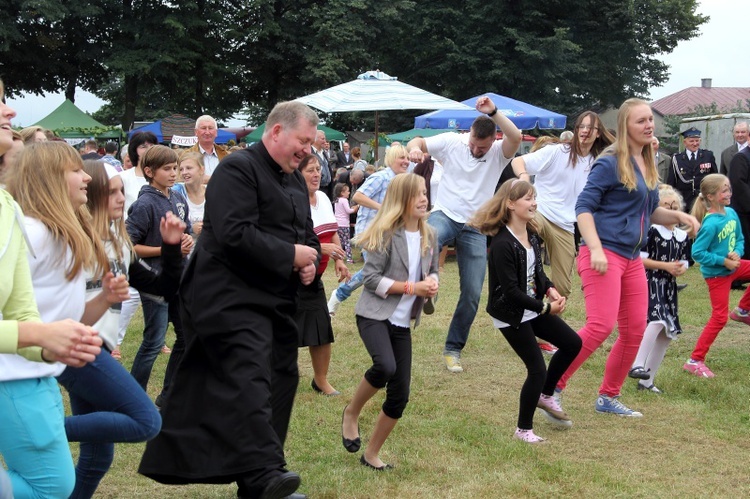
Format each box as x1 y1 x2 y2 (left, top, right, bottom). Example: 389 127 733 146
661 201 679 210
577 125 599 131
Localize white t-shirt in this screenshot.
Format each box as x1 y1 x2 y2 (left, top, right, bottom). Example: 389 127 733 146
120 168 148 219
85 240 130 351
425 133 512 223
390 230 421 328
0 218 79 380
429 161 444 208
522 143 593 233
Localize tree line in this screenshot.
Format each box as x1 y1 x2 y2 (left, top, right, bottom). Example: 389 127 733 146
0 0 706 131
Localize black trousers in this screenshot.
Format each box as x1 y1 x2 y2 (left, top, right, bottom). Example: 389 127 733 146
499 313 582 430
356 316 412 420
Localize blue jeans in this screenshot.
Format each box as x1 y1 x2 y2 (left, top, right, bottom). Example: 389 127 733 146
334 250 367 302
428 210 488 355
0 377 75 499
57 350 161 499
130 295 168 390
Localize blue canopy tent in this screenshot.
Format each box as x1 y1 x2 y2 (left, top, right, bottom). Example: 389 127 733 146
128 119 236 144
414 93 566 130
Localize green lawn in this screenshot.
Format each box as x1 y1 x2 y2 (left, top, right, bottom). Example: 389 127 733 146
83 256 750 498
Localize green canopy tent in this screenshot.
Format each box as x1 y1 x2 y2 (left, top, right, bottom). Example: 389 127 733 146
33 100 122 139
244 123 345 143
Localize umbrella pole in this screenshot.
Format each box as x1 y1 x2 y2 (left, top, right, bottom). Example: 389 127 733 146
374 111 379 164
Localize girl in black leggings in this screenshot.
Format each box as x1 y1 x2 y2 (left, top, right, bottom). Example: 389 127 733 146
471 179 582 443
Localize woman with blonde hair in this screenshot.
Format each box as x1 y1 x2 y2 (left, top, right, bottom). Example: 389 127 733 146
7 142 155 498
0 80 102 499
19 125 49 144
554 99 699 417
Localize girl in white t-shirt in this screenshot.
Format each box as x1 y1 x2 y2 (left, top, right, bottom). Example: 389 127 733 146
341 174 438 470
511 112 614 298
8 143 162 498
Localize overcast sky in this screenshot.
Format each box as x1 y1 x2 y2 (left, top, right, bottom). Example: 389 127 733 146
6 0 748 128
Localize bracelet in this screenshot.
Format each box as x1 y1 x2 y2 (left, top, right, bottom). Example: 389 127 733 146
488 107 498 117
403 281 414 295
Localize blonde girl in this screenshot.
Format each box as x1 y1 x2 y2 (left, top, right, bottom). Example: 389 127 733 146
629 185 689 391
684 173 750 377
0 81 101 499
473 179 581 443
341 173 438 470
174 151 206 238
7 142 147 499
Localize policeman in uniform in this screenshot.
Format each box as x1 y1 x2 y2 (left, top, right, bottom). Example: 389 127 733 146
667 127 717 213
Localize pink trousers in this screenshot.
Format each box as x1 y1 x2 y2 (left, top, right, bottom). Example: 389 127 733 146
557 247 647 397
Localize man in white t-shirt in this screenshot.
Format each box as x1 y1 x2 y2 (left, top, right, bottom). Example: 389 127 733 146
407 96 521 373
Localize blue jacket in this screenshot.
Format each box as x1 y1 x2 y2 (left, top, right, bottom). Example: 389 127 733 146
126 185 191 271
692 207 744 278
576 154 659 260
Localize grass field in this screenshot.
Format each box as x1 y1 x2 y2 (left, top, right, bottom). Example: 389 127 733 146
78 256 750 498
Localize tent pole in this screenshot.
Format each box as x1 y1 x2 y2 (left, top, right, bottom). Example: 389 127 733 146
374 111 379 163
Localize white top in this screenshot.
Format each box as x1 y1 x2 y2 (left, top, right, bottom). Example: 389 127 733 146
0 218 77 380
522 143 593 233
425 133 512 223
85 240 130 351
390 230 421 328
429 161 444 208
119 168 148 219
186 196 205 226
310 190 337 231
492 236 539 329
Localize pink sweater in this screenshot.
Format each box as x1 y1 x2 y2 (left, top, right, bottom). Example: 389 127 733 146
334 197 355 227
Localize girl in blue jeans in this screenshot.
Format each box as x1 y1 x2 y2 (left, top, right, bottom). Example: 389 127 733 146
9 144 183 498
0 85 102 499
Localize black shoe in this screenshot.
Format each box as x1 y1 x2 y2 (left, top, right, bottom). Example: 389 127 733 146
628 366 650 380
360 454 393 471
731 281 746 290
259 471 301 499
676 284 688 292
311 379 340 396
341 406 361 453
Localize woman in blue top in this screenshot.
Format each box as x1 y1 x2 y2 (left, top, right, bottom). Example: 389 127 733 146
555 99 699 417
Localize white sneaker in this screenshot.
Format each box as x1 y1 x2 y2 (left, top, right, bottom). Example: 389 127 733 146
327 291 341 316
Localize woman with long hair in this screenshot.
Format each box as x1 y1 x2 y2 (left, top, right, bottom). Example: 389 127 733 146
0 80 102 499
554 99 699 417
341 173 438 470
510 111 614 298
7 144 165 498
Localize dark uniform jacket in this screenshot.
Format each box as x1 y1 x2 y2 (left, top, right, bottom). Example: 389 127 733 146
667 148 717 211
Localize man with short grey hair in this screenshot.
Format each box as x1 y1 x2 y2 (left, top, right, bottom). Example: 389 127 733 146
720 121 748 176
185 114 228 178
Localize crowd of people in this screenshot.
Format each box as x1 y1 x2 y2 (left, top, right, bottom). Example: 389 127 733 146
3 76 750 498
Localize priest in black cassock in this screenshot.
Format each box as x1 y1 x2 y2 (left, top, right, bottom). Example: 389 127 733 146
139 101 321 499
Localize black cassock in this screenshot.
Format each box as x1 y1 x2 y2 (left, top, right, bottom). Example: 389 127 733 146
139 142 320 484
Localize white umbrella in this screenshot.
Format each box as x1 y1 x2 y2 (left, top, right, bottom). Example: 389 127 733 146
296 70 471 160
